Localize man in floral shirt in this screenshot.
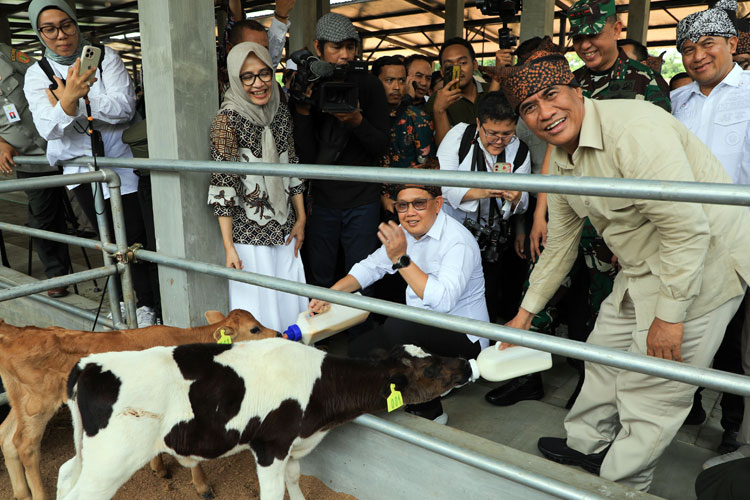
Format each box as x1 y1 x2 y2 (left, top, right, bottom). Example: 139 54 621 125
372 56 435 169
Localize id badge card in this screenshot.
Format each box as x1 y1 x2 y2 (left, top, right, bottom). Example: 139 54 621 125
493 161 512 173
3 103 21 123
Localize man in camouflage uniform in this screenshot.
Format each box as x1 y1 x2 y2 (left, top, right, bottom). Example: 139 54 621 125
570 0 671 330
0 43 70 297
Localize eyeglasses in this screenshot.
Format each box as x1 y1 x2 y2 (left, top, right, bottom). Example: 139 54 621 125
481 125 517 145
39 20 77 39
394 198 433 213
239 68 274 86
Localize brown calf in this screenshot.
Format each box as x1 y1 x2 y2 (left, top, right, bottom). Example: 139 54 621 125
0 309 278 500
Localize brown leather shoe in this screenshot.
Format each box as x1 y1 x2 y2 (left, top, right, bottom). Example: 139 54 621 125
47 286 69 298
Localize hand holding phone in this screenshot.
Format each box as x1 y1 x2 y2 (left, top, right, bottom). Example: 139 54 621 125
79 45 102 81
443 65 461 91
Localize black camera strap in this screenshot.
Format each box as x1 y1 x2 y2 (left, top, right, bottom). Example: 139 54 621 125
468 130 501 228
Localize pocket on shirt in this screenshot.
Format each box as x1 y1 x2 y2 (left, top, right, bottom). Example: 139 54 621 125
715 111 750 152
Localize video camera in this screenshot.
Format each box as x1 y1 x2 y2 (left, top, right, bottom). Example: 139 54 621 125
287 49 368 114
475 0 522 50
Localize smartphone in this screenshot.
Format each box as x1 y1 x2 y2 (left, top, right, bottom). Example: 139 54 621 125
494 162 512 173
79 45 102 80
443 65 461 91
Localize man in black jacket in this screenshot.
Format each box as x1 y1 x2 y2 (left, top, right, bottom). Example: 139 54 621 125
292 13 389 293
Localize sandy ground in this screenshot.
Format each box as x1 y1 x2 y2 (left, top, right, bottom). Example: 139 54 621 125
0 410 357 500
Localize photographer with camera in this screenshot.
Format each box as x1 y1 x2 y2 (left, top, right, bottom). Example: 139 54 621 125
437 91 530 324
291 13 389 292
23 0 157 326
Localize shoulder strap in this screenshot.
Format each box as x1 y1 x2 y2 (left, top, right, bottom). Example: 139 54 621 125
458 123 478 164
512 139 529 173
93 43 105 75
38 57 58 84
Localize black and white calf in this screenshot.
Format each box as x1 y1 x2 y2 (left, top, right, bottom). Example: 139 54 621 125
58 338 473 500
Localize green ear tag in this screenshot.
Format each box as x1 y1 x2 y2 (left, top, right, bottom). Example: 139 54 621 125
387 383 403 412
217 329 232 345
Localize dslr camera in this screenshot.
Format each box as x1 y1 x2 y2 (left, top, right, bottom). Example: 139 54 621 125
475 0 522 49
288 49 368 114
463 218 510 264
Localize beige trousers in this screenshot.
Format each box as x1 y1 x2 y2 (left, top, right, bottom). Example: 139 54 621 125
564 290 744 491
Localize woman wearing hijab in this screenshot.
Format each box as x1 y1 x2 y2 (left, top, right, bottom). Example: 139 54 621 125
208 42 307 332
23 0 157 327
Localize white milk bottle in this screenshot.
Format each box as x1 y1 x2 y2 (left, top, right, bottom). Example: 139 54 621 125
475 342 553 382
283 294 370 345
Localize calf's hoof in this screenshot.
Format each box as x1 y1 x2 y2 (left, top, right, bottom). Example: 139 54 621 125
201 490 215 499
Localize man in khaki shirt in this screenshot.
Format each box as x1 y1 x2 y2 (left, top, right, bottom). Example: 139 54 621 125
501 49 750 490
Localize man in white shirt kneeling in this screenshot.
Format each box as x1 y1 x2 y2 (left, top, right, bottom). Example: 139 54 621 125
309 159 489 424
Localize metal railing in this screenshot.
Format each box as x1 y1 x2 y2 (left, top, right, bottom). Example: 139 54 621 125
6 155 750 500
0 169 136 330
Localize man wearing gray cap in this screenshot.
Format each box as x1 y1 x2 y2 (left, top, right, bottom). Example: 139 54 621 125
292 13 390 304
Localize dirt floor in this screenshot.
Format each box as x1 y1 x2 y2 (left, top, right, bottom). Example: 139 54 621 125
0 410 357 500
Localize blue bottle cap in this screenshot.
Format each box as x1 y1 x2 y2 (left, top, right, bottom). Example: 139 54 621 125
284 324 302 342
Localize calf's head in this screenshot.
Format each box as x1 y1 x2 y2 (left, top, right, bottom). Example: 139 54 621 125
383 345 472 405
205 309 281 342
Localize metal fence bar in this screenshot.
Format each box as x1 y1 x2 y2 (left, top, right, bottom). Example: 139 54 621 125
0 265 119 302
0 170 109 194
88 170 130 328
355 414 607 500
106 182 138 328
0 221 117 254
0 280 122 330
18 156 750 207
134 248 750 398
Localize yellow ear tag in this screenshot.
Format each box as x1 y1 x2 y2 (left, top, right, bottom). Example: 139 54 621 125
217 329 232 345
387 383 403 412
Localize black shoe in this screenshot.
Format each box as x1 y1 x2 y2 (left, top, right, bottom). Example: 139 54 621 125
484 373 544 407
47 286 69 298
718 430 741 454
684 401 707 426
537 437 608 475
405 399 448 424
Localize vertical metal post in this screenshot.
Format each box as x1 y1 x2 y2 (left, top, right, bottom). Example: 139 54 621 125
106 180 138 329
444 0 466 41
520 0 555 42
90 174 125 327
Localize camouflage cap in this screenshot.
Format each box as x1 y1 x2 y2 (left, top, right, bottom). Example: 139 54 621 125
568 0 617 37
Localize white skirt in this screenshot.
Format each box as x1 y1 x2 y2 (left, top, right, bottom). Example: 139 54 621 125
228 242 308 333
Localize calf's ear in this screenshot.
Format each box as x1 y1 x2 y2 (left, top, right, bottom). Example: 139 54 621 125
212 326 235 342
385 373 409 397
204 310 226 323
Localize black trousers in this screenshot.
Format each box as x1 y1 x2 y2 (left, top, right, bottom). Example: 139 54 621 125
135 174 161 317
16 170 71 278
695 457 750 500
348 316 482 360
72 183 154 308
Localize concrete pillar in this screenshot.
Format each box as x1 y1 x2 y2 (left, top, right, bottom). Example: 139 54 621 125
627 0 651 45
0 16 11 46
444 0 465 41
289 0 330 54
137 0 227 327
520 0 555 42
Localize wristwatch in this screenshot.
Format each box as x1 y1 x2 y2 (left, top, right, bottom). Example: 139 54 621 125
392 254 411 270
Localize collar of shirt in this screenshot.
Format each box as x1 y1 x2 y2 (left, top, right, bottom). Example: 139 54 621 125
404 209 447 244
551 98 603 171
686 63 744 97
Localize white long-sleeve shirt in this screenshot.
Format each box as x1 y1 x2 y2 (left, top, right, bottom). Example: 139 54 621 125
437 122 530 227
268 17 289 68
23 46 138 198
671 64 750 186
349 210 490 347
